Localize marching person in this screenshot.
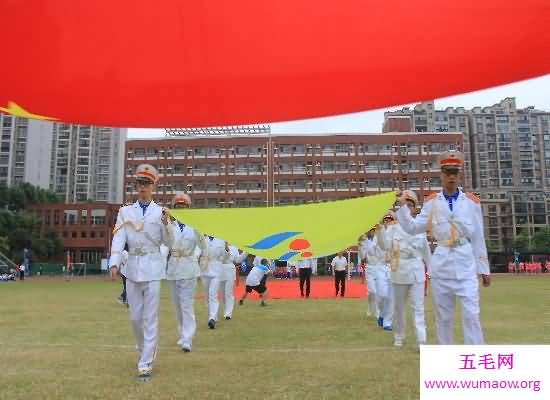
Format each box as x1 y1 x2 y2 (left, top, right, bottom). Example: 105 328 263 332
396 150 491 345
359 232 381 319
219 244 248 320
165 193 206 352
370 214 396 331
331 252 349 297
109 164 170 380
200 235 230 330
376 190 431 348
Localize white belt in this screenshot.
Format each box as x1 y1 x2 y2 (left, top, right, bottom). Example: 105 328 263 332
170 249 194 258
129 248 160 256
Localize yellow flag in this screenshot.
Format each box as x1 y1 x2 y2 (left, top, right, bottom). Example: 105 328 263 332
170 192 395 261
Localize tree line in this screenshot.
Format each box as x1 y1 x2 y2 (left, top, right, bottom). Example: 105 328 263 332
0 183 63 262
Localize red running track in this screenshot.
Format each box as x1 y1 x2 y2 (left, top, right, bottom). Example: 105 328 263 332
233 276 368 300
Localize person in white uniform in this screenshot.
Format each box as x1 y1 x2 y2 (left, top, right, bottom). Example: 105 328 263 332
165 193 206 352
200 235 230 329
331 252 349 297
395 150 491 345
359 231 381 319
376 190 431 348
219 243 248 320
370 213 396 331
109 164 170 380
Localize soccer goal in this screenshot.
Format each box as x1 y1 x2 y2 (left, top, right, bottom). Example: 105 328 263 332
69 262 87 277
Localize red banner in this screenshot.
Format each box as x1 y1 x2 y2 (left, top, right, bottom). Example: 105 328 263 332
1 1 549 127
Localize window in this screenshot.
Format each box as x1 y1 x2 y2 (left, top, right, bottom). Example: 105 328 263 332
91 209 106 225
63 210 78 225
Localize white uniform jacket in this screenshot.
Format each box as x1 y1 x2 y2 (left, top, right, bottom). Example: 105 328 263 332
109 201 170 282
201 237 229 277
396 191 490 280
361 236 387 267
376 222 431 284
166 221 206 280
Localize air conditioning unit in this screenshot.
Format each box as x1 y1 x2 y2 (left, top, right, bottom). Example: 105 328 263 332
359 188 365 193
306 171 313 176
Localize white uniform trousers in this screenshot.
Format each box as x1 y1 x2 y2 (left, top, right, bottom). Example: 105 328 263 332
365 265 380 317
431 278 484 345
219 277 235 319
126 279 161 370
375 266 394 327
392 282 426 345
201 275 221 322
169 279 197 349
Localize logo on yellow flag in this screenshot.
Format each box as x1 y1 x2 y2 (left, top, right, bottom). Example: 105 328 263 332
170 192 396 261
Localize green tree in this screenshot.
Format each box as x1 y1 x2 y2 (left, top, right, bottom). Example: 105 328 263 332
0 184 61 260
0 236 9 254
485 240 497 253
532 226 550 254
512 231 531 253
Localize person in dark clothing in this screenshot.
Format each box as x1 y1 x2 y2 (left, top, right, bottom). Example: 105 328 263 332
296 259 313 298
331 252 349 297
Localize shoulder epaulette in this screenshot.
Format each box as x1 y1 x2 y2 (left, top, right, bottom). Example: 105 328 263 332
425 193 437 202
465 192 480 204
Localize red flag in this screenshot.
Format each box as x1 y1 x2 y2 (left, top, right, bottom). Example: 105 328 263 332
1 1 549 127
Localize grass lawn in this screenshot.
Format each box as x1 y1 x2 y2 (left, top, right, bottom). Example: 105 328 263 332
1 275 548 399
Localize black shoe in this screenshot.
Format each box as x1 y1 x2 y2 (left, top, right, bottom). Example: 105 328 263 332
239 299 244 305
182 347 191 353
225 316 231 320
208 319 216 329
261 301 267 307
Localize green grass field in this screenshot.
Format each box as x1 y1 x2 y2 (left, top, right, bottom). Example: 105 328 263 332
1 275 549 400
